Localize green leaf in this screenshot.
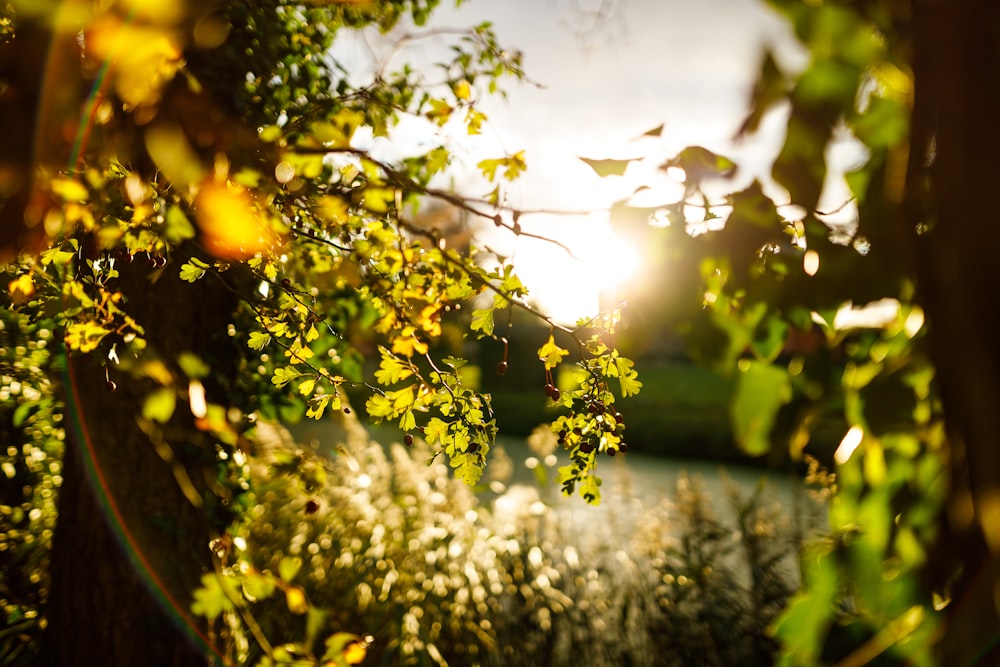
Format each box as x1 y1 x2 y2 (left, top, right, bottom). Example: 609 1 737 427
142 387 176 423
580 474 602 505
177 352 210 379
614 356 642 397
450 452 483 486
180 260 205 283
12 401 34 428
191 573 238 620
278 556 302 582
773 548 839 666
730 361 791 456
470 307 494 337
248 331 271 350
242 570 276 602
164 206 196 244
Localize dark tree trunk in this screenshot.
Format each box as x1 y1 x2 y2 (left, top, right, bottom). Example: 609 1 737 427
909 1 1000 663
39 259 241 666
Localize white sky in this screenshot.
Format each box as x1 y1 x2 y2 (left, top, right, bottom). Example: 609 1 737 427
341 0 808 323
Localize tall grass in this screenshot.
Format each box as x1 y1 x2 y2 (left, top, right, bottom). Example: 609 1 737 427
218 420 825 666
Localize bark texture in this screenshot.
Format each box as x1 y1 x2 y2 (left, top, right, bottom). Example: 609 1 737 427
910 1 1000 663
40 260 240 666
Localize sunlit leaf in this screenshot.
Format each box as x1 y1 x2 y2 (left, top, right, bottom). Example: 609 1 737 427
279 556 302 582
145 123 206 188
470 307 495 337
179 258 209 283
538 335 568 370
730 361 791 456
191 573 238 620
248 331 271 351
164 206 196 244
195 180 274 260
142 387 176 423
284 585 308 614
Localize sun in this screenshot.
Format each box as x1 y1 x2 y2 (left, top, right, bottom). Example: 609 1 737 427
512 215 642 325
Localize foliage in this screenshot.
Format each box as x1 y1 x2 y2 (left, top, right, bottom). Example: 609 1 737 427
0 302 63 665
193 420 818 666
2 0 639 499
577 0 947 663
0 0 644 661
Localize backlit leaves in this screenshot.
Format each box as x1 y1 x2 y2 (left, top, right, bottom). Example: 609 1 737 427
537 335 568 370
178 257 209 282
477 150 527 182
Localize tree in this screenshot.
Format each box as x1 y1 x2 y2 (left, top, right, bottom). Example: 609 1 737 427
8 0 1000 665
582 0 1000 664
1 1 640 664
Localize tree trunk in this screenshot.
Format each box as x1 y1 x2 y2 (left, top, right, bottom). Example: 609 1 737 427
39 259 240 666
909 1 1000 663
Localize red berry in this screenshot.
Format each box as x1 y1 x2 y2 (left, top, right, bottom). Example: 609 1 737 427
496 361 508 376
105 380 117 392
403 433 414 447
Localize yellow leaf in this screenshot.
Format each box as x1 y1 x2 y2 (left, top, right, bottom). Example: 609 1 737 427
145 123 206 188
316 195 350 226
195 180 274 260
7 274 34 304
343 640 368 665
538 335 568 370
50 177 89 202
454 79 471 101
86 16 183 109
391 327 428 358
284 585 308 614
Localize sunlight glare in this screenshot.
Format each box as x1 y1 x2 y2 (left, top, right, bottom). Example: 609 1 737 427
514 217 642 325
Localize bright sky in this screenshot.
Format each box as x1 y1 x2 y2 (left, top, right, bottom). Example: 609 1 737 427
427 0 810 323
343 0 807 323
